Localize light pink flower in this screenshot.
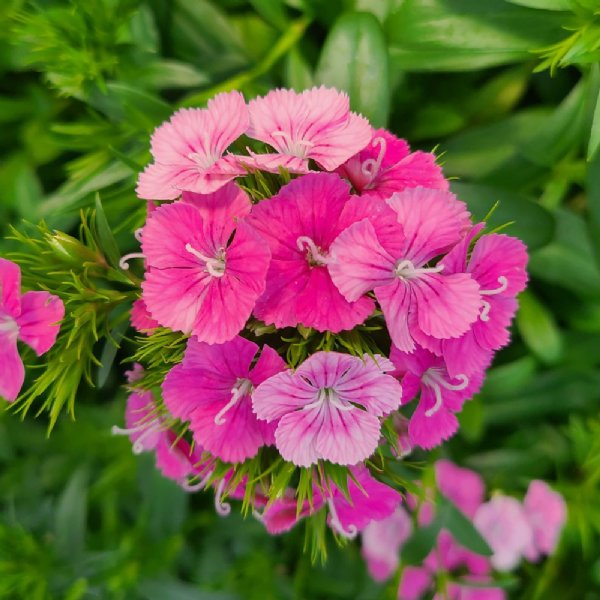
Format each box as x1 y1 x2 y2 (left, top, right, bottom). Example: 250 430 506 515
248 173 388 332
337 128 448 199
141 184 270 344
245 86 371 173
440 580 506 600
252 351 402 467
361 506 412 581
474 496 533 571
329 187 481 352
162 335 286 463
136 91 248 199
0 258 64 402
391 345 485 449
398 567 432 600
523 480 566 560
435 459 485 519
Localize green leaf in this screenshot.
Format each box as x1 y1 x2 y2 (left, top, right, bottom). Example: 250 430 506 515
588 86 600 161
249 0 288 29
284 48 314 91
385 0 565 71
516 290 564 365
94 193 121 269
316 11 389 127
54 468 88 560
438 495 493 556
401 519 442 565
96 319 128 388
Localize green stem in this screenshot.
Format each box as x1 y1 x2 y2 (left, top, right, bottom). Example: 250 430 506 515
178 16 312 108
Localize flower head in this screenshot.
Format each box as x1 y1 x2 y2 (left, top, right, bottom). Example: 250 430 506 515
436 459 485 519
136 91 248 199
245 86 371 173
141 183 270 344
163 336 286 463
0 258 64 402
329 187 481 352
252 351 402 466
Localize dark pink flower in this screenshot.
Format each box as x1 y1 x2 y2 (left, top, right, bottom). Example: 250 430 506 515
337 128 448 199
0 258 64 402
130 298 159 334
162 336 286 463
136 91 248 199
253 351 401 467
141 183 270 344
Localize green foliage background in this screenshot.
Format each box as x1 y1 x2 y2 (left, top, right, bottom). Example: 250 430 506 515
0 0 599 598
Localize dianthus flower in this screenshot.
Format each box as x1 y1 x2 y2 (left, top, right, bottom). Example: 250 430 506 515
336 128 448 199
141 183 270 344
136 91 248 199
252 351 402 466
163 336 286 463
248 173 391 332
245 86 371 173
329 186 481 352
0 258 64 402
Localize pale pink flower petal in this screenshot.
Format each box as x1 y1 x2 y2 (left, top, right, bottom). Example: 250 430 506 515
124 390 163 452
474 496 533 572
361 507 412 581
247 86 371 172
16 291 64 355
435 460 485 519
136 91 248 199
0 336 24 402
398 566 432 600
523 480 566 560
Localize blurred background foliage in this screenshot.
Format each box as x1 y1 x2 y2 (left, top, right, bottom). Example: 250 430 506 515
0 0 599 598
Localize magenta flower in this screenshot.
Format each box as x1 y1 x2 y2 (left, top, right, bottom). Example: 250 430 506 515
141 183 270 344
130 298 159 335
336 128 448 199
248 173 390 332
245 86 371 173
252 351 402 467
0 258 64 402
136 91 248 199
329 187 481 352
435 459 485 519
473 496 533 572
361 506 412 581
391 345 485 449
522 480 566 560
162 336 286 463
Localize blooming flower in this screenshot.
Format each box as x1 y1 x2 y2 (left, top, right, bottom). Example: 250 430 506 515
336 128 448 199
130 298 159 334
141 183 270 344
252 351 402 466
162 336 286 463
245 86 371 173
136 91 248 199
474 496 533 571
522 480 567 560
329 186 481 352
435 459 485 519
0 258 64 402
248 173 389 332
391 345 485 449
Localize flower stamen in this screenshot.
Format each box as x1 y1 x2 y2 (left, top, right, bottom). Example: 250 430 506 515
297 236 331 266
361 136 387 186
327 498 358 540
119 252 146 270
421 369 469 417
271 130 314 158
395 259 444 280
214 378 253 425
214 479 232 517
185 243 226 278
479 276 509 322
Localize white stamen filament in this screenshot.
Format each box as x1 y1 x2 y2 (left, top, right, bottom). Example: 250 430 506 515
361 136 387 185
181 469 214 493
304 387 355 412
271 130 314 158
111 420 163 454
119 252 145 270
188 148 220 170
134 228 144 243
185 243 226 278
327 498 358 540
214 479 232 517
395 259 444 280
297 236 331 266
479 276 509 322
214 378 253 425
421 369 469 418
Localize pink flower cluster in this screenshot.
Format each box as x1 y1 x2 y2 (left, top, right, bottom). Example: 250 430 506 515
126 86 528 469
361 460 567 599
0 258 64 402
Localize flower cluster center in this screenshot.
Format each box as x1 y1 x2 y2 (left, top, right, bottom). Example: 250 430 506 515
394 259 444 280
185 244 227 278
297 236 330 267
271 130 314 158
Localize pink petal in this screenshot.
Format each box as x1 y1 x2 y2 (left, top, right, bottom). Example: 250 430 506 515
16 291 64 355
441 223 486 275
0 335 24 402
329 219 396 302
136 162 198 200
249 344 287 386
130 298 159 334
408 389 460 449
274 408 322 467
239 151 309 174
0 258 22 317
523 480 566 557
376 280 416 352
385 187 471 264
155 434 196 482
441 329 495 378
413 273 481 340
125 390 162 451
398 566 432 600
435 459 485 519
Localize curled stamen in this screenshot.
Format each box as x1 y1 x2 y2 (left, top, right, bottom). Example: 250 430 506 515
297 236 331 266
479 276 509 322
214 379 252 425
134 228 144 243
395 259 444 280
119 252 145 270
214 479 232 517
480 299 492 322
327 498 358 540
185 243 226 278
424 381 444 418
422 370 469 417
361 136 387 184
180 469 214 493
252 509 264 522
111 420 162 454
